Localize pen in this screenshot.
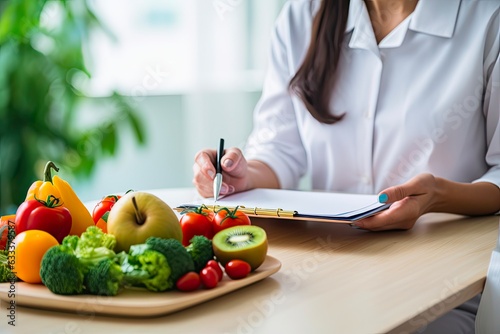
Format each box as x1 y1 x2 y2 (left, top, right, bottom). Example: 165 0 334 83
213 138 225 202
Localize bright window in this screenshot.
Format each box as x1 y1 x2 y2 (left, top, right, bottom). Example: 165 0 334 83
84 0 287 96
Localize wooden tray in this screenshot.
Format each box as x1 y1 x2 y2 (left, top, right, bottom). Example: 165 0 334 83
0 255 281 317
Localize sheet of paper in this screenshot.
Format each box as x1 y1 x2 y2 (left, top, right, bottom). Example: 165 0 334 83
199 188 384 218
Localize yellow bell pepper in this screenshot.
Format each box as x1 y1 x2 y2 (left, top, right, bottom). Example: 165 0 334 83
25 161 62 202
52 174 94 236
25 161 94 237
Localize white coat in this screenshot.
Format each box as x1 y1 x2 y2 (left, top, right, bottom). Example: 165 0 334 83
245 0 500 194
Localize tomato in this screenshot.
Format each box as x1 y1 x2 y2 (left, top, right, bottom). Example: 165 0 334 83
200 267 219 289
12 230 59 283
213 207 251 234
176 272 201 292
205 260 223 281
225 259 251 280
0 215 15 250
15 196 72 244
180 206 215 246
92 194 121 223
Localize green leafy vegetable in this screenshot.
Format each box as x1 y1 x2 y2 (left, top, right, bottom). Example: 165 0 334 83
120 245 172 292
0 250 15 283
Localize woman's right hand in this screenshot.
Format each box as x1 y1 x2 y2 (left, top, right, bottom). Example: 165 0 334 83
192 147 251 198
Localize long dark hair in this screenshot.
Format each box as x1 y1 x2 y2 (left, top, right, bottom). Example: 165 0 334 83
289 0 350 124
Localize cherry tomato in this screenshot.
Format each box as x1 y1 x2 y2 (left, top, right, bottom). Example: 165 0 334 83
15 196 72 244
205 260 223 281
213 207 251 234
225 259 251 280
12 230 59 283
92 195 121 223
200 267 219 289
180 206 215 246
0 215 15 250
176 272 201 292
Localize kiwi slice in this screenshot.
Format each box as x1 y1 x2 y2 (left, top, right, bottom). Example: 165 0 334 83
212 225 268 271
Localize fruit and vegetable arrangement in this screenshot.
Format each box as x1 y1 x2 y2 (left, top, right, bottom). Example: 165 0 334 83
0 161 270 296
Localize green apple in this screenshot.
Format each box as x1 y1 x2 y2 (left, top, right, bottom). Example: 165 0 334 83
107 191 182 252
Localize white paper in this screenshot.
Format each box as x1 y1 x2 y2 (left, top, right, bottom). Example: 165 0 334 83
198 188 384 218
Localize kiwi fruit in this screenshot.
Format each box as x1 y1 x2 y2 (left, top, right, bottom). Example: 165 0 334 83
212 225 268 271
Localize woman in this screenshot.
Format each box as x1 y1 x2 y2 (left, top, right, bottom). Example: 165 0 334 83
193 0 500 332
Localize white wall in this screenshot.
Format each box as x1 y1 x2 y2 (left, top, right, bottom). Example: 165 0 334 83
72 91 261 202
68 0 291 201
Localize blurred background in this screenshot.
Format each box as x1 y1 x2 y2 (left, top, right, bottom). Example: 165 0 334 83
0 0 287 214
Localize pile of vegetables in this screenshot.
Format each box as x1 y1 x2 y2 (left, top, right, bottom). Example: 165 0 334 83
39 226 215 296
0 160 266 297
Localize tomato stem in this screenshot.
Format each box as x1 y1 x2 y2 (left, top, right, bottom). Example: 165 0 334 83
34 194 62 208
216 206 240 225
43 161 59 183
181 204 212 216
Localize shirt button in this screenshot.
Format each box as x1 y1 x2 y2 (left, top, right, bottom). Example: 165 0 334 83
364 112 371 119
361 175 371 184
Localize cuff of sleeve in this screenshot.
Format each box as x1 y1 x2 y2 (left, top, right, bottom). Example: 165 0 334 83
472 178 500 215
245 151 300 190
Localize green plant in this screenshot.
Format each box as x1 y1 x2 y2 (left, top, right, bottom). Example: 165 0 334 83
0 0 145 214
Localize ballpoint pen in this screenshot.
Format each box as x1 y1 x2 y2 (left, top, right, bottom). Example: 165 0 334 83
213 138 225 202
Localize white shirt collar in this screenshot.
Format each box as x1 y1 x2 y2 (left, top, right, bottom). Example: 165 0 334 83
345 0 462 50
409 0 461 38
379 14 413 48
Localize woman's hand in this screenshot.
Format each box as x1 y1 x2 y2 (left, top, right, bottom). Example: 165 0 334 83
193 147 250 198
192 147 281 198
353 173 438 231
355 173 500 231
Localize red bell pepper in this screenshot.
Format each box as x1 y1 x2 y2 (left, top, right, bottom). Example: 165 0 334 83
14 195 72 243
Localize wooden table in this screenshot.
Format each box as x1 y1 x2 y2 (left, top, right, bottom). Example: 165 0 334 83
1 188 498 334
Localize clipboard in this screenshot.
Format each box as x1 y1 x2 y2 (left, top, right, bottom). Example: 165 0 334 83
175 188 390 223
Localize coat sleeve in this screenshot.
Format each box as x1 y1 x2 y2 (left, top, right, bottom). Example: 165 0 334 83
244 2 308 190
474 12 500 190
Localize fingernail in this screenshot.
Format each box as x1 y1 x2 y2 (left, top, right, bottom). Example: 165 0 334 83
379 193 388 203
220 184 228 194
349 223 364 229
227 185 235 194
207 170 215 178
223 159 233 168
349 223 362 229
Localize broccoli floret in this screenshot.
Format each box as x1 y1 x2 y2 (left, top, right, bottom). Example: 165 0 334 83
40 245 85 295
186 235 214 272
120 246 172 292
0 251 15 283
41 228 121 296
145 237 194 283
84 258 124 296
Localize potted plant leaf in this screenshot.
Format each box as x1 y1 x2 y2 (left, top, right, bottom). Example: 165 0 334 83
0 0 145 214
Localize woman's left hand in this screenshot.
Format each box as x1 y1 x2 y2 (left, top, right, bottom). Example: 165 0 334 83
352 173 438 231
